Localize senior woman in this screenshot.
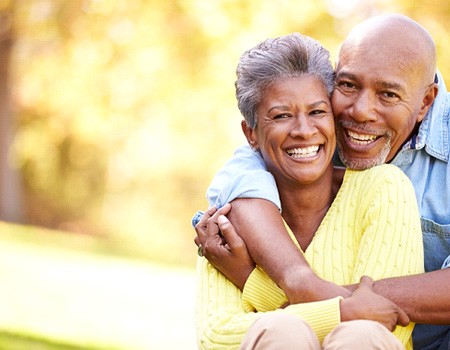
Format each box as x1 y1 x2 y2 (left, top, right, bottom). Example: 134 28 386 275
195 33 423 349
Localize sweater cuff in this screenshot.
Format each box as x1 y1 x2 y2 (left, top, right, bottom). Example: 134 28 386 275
284 297 342 343
242 266 288 312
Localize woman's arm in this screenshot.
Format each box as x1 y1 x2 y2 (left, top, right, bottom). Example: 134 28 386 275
196 250 410 350
195 200 350 302
195 257 343 349
200 145 350 302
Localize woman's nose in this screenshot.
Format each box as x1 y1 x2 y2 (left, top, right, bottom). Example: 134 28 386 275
289 115 316 138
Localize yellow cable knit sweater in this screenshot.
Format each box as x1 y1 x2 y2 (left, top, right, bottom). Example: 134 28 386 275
196 164 424 349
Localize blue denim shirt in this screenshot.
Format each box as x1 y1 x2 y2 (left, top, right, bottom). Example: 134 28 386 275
204 71 450 349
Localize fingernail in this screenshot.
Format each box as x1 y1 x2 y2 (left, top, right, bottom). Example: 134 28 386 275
218 215 228 224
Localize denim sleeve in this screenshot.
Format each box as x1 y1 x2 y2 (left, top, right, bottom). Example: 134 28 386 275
442 255 450 269
206 145 281 210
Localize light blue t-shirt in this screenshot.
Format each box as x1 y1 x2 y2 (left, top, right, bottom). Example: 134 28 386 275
204 71 450 349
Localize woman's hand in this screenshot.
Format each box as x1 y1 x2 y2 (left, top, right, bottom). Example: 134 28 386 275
194 204 256 290
340 276 409 331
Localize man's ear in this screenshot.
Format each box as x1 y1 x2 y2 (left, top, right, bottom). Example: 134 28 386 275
418 83 438 123
241 120 258 150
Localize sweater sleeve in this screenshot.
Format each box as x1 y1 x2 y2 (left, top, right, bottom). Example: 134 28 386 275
196 257 342 349
350 165 424 348
241 222 300 313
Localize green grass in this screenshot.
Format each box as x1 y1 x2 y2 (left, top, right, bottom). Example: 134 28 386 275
0 330 103 350
0 221 197 350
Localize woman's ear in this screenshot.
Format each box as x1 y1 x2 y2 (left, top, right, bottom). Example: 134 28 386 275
241 120 258 150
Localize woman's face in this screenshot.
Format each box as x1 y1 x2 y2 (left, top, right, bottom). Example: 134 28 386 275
244 75 335 187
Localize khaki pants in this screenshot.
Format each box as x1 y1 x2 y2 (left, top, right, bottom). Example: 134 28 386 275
240 314 404 350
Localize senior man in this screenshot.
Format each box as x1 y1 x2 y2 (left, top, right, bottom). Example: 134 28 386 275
194 14 450 350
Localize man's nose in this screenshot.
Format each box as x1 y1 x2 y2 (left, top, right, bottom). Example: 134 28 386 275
349 90 378 123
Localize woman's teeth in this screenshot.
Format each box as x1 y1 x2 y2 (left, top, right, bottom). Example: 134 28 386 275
286 145 319 158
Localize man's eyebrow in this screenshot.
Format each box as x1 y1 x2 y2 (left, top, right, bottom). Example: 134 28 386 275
334 71 356 80
336 71 407 95
376 81 406 95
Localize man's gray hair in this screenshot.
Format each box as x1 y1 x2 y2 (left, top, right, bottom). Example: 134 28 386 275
236 33 334 129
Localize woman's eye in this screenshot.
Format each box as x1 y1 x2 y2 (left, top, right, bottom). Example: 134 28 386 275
273 113 289 120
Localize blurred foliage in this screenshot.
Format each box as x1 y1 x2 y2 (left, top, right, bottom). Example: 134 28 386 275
3 0 450 266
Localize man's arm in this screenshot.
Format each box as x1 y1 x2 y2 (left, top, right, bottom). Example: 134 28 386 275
373 268 450 324
228 198 351 302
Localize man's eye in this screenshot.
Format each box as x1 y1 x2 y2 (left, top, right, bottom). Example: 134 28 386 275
381 91 400 100
337 81 356 91
310 110 326 115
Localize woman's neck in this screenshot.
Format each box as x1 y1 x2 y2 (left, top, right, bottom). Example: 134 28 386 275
277 166 345 251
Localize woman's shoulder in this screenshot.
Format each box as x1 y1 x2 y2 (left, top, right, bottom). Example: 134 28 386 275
345 164 413 190
346 164 406 179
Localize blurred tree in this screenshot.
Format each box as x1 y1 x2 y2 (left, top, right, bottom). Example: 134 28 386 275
1 0 449 265
0 0 23 223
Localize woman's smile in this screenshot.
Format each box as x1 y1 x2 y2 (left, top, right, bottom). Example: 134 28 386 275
243 75 336 186
285 145 321 159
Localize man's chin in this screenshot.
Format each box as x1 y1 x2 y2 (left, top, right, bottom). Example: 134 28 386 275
337 149 387 170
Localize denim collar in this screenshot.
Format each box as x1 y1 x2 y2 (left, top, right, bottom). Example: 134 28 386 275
404 70 449 162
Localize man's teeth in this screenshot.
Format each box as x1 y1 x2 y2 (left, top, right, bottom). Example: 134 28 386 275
286 146 319 158
348 130 377 144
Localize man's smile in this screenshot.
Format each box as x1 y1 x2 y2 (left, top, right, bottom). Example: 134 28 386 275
347 130 379 145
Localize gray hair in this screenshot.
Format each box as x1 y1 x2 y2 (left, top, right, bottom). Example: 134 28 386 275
236 33 334 129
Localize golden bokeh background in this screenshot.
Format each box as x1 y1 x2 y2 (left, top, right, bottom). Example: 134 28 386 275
0 0 449 348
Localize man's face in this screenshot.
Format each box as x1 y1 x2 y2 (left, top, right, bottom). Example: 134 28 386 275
331 44 431 170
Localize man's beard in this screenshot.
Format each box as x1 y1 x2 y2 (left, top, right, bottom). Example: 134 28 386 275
335 121 392 170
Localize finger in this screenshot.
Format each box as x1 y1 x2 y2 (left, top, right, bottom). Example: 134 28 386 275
195 207 218 247
205 205 218 216
218 215 244 248
205 203 232 239
194 222 207 244
396 305 410 327
208 203 232 224
217 203 232 215
205 214 221 239
196 206 217 227
203 224 228 259
195 207 217 240
359 275 374 288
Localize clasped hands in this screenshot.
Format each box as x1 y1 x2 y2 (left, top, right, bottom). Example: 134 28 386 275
194 204 410 331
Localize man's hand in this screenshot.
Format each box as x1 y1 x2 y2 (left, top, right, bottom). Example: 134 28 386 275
194 204 255 290
340 276 409 331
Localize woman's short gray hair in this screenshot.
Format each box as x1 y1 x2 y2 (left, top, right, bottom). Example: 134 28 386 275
236 33 334 129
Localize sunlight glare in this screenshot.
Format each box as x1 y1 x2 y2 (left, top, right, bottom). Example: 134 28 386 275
325 0 362 18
